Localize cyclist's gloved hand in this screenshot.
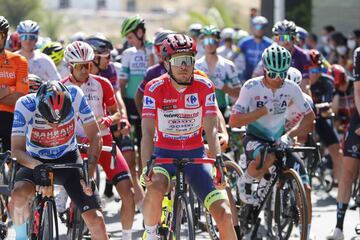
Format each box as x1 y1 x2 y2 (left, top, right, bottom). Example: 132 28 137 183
33 164 51 186
276 134 293 148
98 116 113 129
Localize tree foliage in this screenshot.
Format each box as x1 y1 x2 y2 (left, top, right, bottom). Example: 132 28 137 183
285 0 312 30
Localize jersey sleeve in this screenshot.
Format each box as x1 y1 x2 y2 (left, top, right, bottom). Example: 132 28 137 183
291 83 311 114
101 78 117 107
12 95 35 136
15 56 29 94
203 82 217 116
232 81 251 114
119 51 130 81
44 56 61 81
142 81 157 119
323 78 335 103
139 68 152 93
70 86 96 125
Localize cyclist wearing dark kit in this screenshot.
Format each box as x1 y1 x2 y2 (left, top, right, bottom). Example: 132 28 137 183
327 47 360 240
9 81 108 240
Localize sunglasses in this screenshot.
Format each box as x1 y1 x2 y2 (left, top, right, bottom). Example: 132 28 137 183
253 24 265 31
266 70 288 79
96 52 110 59
169 56 195 67
20 34 38 41
71 62 91 71
274 34 293 42
203 38 217 46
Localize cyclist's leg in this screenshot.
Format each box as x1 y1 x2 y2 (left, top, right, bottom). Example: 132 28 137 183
315 117 342 180
99 135 135 237
117 135 144 209
187 163 236 240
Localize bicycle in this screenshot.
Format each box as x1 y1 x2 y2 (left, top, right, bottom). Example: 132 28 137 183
145 155 225 240
238 144 320 240
27 159 90 240
0 151 17 240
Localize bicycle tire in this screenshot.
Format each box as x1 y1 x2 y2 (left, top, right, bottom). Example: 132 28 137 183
174 195 195 240
205 160 243 240
275 168 308 240
39 200 58 240
68 206 85 240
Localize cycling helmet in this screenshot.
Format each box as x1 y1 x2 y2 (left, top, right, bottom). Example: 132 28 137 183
161 34 197 59
0 16 9 33
121 15 145 37
309 49 323 66
272 19 296 35
296 26 308 41
41 42 64 66
154 30 175 45
262 44 292 72
287 67 302 85
8 32 21 51
28 74 43 93
36 81 72 124
70 31 86 42
233 29 249 43
331 64 347 87
85 33 113 54
188 23 203 38
64 41 94 63
17 20 40 35
220 28 235 40
251 16 268 27
200 25 221 39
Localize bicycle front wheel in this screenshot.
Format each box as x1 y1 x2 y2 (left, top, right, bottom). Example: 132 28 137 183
39 200 59 240
275 168 308 240
174 195 195 240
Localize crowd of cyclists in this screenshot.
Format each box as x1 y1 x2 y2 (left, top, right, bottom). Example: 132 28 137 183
0 9 359 240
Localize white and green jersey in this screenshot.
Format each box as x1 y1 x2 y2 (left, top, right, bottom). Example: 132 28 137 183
119 44 152 99
232 76 311 141
195 55 241 108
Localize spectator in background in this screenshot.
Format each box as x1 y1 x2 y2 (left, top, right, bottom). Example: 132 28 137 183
188 23 205 59
328 31 349 66
321 25 336 58
347 29 360 63
306 33 319 50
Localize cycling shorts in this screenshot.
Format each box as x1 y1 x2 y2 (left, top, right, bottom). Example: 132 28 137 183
114 135 135 153
285 152 310 186
315 117 339 147
343 113 360 159
152 147 227 210
124 98 142 146
14 150 101 213
80 135 131 185
0 111 13 152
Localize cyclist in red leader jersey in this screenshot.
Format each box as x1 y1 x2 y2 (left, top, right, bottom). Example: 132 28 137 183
141 34 236 240
0 16 29 152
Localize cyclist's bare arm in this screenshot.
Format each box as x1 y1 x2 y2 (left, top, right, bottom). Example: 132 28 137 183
287 110 315 142
115 89 128 119
11 135 42 169
119 78 127 97
203 114 221 158
134 89 143 115
105 103 121 126
141 118 155 166
83 120 103 177
229 107 267 128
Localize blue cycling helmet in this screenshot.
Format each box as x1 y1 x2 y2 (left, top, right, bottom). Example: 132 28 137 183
17 20 40 35
296 26 308 41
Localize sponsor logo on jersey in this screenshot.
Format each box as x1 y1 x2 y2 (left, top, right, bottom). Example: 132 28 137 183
185 94 199 108
246 141 261 151
143 96 155 109
149 80 164 92
13 110 26 128
163 98 177 104
205 93 216 107
80 97 92 114
0 71 15 79
21 96 36 112
38 145 68 158
163 105 176 110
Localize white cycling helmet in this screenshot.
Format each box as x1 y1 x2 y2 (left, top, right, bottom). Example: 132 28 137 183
64 41 94 63
287 67 302 85
221 28 235 39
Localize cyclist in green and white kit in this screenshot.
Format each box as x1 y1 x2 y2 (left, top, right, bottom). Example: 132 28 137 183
195 25 241 117
119 15 153 149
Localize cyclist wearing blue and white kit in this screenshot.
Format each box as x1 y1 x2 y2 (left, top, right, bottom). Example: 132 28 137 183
16 20 61 81
234 16 272 82
9 81 109 240
229 44 315 207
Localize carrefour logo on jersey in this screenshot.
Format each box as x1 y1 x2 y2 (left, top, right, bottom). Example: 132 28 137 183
13 110 26 128
143 96 155 109
185 94 199 108
205 93 216 107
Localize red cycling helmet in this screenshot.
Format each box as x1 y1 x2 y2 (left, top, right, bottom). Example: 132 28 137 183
309 49 323 67
161 34 197 59
331 64 347 88
36 81 72 124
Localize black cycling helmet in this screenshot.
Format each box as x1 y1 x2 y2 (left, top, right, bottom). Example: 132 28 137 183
36 81 72 124
272 19 297 35
85 33 113 54
0 16 9 33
